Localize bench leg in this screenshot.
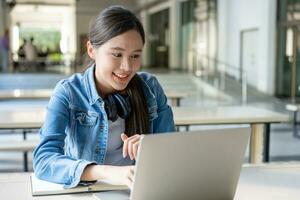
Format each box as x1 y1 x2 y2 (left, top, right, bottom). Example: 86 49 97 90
23 130 28 172
176 99 180 107
23 152 28 172
293 111 300 139
170 98 182 107
185 125 189 131
263 123 270 162
175 125 190 132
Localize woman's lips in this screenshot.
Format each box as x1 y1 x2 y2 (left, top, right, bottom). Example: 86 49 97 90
113 72 130 81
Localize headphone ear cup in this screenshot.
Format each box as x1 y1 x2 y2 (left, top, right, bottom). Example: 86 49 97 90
104 95 118 122
113 94 131 119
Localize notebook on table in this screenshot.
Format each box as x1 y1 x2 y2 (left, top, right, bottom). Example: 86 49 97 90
94 127 250 200
30 173 127 196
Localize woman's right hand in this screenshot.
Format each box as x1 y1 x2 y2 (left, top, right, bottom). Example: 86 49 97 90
81 164 135 189
105 165 135 189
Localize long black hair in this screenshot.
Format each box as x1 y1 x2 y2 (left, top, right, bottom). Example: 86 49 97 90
88 6 149 136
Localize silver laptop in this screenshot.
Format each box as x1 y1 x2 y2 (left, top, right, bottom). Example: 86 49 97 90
94 127 250 200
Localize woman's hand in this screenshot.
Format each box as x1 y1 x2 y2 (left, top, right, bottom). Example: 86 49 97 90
121 133 142 160
81 164 135 189
105 165 135 189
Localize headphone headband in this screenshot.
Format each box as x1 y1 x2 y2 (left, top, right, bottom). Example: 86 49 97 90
104 93 131 122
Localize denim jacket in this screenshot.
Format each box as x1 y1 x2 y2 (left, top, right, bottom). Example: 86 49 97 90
33 66 175 188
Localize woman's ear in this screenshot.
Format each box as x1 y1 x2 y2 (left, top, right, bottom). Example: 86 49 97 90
87 41 95 59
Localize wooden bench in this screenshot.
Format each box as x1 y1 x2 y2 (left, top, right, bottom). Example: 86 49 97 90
0 140 39 172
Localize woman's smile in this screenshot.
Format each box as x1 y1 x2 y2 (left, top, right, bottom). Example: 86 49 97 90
112 72 131 83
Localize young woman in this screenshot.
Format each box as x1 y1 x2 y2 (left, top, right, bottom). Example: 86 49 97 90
33 6 175 189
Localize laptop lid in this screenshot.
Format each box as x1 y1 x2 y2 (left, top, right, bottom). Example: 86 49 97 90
94 127 250 200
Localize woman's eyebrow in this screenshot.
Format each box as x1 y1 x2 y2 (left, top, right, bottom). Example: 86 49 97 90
110 47 142 52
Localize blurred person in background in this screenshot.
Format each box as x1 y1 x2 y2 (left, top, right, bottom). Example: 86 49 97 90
24 37 37 61
0 29 10 72
18 38 26 58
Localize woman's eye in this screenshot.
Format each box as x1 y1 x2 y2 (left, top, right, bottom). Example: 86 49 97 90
112 53 122 58
131 54 140 59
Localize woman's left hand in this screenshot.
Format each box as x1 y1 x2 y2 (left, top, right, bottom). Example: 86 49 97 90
121 133 142 160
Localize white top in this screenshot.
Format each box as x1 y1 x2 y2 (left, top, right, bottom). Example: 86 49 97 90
105 118 135 166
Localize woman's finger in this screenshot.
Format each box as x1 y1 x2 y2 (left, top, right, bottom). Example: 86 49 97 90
132 141 140 159
121 133 129 158
127 136 141 160
121 133 128 141
123 134 139 159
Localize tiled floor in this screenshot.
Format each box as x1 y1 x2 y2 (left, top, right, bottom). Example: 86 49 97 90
0 71 299 172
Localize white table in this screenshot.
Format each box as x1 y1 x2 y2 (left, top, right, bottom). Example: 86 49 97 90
235 162 300 199
0 89 52 100
0 88 185 106
165 91 189 106
0 103 46 129
0 103 46 171
0 163 299 200
173 106 290 164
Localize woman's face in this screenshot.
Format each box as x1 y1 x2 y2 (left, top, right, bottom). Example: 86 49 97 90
87 30 143 97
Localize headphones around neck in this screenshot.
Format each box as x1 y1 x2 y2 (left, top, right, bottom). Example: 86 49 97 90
104 93 131 122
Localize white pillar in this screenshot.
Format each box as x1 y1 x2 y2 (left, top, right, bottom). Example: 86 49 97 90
217 0 228 63
169 0 180 69
140 10 150 68
263 0 277 95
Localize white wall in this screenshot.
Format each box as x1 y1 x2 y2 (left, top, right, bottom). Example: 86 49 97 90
0 2 10 35
0 3 4 35
218 0 277 94
137 0 181 69
76 0 137 59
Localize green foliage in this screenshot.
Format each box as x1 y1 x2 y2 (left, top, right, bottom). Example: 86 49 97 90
20 27 61 53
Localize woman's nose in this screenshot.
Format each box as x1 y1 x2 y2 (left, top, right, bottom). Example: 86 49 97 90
120 58 131 71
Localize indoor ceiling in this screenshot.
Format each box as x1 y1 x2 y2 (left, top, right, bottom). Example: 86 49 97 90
5 0 75 6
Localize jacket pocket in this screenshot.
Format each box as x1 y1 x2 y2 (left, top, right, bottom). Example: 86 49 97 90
75 111 97 126
72 109 98 159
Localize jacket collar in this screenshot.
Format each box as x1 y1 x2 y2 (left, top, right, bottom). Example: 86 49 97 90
138 75 156 106
83 64 101 105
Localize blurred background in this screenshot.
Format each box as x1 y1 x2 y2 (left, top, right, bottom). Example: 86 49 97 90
0 0 296 100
